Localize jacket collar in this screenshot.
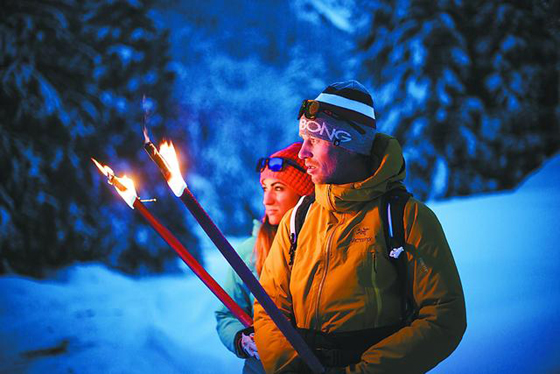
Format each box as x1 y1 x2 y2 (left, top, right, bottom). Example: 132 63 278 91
315 134 406 213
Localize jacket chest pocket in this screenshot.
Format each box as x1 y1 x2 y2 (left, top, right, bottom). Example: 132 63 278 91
370 245 399 292
357 243 398 291
354 242 378 288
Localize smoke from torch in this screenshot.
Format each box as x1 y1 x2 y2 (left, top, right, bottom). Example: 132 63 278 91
142 95 173 180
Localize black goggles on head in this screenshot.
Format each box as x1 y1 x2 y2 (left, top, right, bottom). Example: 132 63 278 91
297 99 366 135
256 157 306 173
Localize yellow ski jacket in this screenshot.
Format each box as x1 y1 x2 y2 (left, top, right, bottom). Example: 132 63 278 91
253 134 466 373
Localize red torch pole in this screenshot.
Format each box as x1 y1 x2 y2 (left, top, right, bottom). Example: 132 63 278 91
92 159 252 328
132 199 252 327
142 138 325 374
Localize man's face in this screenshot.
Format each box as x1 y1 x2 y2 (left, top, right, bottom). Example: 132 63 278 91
298 134 363 185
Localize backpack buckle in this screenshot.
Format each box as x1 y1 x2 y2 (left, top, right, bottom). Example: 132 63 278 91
389 246 404 259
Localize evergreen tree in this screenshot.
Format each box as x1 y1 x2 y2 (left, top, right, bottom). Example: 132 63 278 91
356 0 560 199
0 0 196 277
154 0 357 235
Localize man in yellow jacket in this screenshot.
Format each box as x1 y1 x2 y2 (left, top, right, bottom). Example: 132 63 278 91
253 80 466 373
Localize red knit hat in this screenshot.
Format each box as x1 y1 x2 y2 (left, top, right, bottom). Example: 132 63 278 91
259 142 314 196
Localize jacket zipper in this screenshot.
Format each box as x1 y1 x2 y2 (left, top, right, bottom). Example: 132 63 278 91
314 212 344 329
314 185 335 328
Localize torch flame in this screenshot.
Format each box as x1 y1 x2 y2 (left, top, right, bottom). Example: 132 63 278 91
91 158 138 209
158 141 187 197
92 157 113 179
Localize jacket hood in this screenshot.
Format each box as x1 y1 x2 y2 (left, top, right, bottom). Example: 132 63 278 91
315 133 406 212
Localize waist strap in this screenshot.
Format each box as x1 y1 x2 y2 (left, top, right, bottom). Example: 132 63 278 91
297 324 402 367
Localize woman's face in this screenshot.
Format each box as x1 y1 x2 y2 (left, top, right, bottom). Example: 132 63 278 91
261 178 301 226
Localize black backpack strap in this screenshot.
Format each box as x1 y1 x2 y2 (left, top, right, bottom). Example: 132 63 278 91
381 188 416 324
289 194 315 267
384 189 410 256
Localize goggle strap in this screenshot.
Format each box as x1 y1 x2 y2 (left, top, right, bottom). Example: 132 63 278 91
298 100 366 135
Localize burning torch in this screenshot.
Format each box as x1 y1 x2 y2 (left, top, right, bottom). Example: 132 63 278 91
91 158 252 328
142 129 325 374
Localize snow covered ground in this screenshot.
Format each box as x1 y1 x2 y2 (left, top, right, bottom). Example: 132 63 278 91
1 154 559 374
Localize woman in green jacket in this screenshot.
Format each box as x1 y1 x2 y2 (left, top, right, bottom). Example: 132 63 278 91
215 142 314 374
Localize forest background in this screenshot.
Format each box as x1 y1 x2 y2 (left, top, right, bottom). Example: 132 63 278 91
1 0 559 277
